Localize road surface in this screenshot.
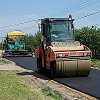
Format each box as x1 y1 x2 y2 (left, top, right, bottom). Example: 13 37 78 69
7 57 100 99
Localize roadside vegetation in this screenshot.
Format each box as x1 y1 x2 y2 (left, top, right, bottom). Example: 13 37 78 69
91 59 100 67
75 25 100 57
23 32 41 51
0 43 2 50
42 87 63 100
0 59 6 65
0 70 62 100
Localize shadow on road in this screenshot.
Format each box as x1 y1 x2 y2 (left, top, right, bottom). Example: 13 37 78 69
17 71 51 80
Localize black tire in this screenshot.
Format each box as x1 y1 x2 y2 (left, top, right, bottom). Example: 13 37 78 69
37 58 43 72
50 61 56 79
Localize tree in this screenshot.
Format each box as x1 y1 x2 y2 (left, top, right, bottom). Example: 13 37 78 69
24 31 41 51
33 31 41 49
0 43 2 50
74 25 100 56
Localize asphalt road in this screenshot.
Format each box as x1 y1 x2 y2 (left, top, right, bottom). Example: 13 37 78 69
7 57 100 99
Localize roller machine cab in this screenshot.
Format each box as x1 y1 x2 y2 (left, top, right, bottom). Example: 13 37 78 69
35 14 92 78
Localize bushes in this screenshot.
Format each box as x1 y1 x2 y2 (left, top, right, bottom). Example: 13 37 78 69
74 25 100 57
0 43 2 50
24 32 41 51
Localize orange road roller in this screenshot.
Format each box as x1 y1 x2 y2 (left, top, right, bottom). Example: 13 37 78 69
35 14 92 78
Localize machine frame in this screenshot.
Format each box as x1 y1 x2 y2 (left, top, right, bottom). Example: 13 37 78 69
2 31 30 57
35 15 92 78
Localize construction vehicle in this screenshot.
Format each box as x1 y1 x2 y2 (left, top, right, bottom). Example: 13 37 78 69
2 30 32 57
35 14 92 78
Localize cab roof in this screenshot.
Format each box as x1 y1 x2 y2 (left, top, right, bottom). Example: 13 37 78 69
7 31 25 36
41 18 74 23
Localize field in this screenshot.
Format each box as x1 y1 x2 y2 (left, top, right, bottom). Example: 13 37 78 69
0 70 62 100
0 59 6 65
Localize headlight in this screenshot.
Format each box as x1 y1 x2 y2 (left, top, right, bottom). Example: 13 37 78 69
84 52 87 56
59 54 63 57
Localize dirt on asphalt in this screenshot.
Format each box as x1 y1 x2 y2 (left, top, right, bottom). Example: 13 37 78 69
0 58 97 100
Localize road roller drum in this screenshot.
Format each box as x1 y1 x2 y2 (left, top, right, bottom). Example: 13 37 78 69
55 60 91 77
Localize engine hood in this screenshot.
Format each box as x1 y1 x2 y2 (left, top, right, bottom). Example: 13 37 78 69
50 41 84 52
49 45 84 52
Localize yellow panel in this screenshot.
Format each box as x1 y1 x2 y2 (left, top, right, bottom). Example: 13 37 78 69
7 31 25 36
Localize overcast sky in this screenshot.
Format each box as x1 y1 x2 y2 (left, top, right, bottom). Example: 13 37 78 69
0 0 100 40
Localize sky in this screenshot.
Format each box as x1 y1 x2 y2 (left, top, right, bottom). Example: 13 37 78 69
0 0 100 40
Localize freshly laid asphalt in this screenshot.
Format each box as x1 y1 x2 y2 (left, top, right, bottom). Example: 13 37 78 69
7 57 100 99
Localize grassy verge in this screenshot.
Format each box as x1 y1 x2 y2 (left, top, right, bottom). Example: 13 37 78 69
0 70 59 100
42 87 63 100
0 59 6 65
91 59 100 67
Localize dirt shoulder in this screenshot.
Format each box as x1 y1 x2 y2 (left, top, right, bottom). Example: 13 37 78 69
24 70 97 100
0 58 25 70
0 63 20 70
0 50 3 58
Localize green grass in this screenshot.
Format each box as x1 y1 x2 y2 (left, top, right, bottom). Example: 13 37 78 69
91 59 100 67
0 70 57 100
0 59 6 65
42 87 63 100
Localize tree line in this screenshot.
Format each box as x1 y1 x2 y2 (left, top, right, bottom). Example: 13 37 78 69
0 25 100 57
